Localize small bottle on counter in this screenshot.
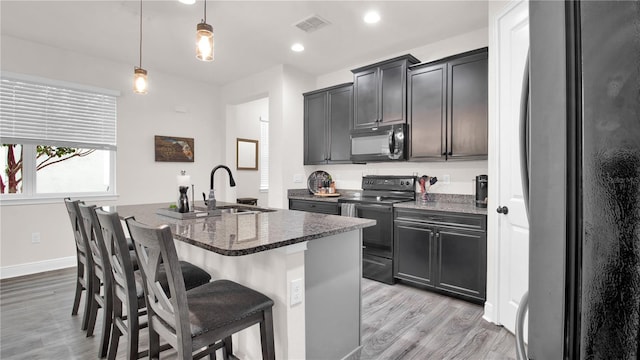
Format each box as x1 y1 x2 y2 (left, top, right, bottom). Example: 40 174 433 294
329 181 336 194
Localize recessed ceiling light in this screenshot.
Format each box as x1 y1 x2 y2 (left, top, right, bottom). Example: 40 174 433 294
291 43 305 52
364 11 381 24
179 0 196 4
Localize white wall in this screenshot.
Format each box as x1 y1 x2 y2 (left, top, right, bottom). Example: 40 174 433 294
225 97 269 206
219 65 315 209
0 35 223 272
309 28 489 194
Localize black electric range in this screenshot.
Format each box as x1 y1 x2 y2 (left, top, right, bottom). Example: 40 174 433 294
339 175 416 284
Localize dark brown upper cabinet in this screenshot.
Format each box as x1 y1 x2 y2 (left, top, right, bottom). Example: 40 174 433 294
351 54 420 130
408 48 488 161
303 83 353 165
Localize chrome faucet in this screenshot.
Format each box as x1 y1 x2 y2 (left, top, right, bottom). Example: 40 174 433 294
204 165 236 210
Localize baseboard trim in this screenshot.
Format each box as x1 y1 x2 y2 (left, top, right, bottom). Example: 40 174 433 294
0 256 76 279
483 301 498 324
342 345 363 360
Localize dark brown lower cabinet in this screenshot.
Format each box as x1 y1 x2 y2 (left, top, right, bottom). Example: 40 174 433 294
394 222 435 286
394 208 486 304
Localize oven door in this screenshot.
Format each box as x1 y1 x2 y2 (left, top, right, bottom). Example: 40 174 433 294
351 124 406 162
356 203 394 258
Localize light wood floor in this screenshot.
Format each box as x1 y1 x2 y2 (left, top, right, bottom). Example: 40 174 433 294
0 268 515 359
357 279 515 360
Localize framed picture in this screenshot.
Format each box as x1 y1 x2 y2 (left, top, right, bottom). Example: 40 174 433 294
155 135 194 162
236 138 258 170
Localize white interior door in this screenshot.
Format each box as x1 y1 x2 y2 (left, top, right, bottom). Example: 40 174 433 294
496 0 529 335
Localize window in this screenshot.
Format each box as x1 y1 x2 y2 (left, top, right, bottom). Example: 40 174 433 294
259 116 269 191
0 72 118 203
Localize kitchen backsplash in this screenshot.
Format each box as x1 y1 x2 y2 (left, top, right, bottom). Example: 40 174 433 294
303 160 487 195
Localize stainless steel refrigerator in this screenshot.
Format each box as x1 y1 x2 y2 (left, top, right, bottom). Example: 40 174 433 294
519 1 640 359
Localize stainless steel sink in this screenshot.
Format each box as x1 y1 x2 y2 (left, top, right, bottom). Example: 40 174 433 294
194 205 276 216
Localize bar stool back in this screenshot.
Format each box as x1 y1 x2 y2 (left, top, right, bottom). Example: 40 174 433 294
126 218 276 360
96 209 145 360
64 198 93 331
78 203 114 358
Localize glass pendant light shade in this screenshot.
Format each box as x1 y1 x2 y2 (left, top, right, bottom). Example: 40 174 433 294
133 67 148 94
196 22 214 61
133 0 147 94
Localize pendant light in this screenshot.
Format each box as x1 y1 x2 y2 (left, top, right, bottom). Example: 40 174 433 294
133 0 148 94
196 0 214 61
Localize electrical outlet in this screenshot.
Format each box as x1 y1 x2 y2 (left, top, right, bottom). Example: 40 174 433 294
293 174 304 183
442 174 451 184
290 278 303 306
31 232 41 244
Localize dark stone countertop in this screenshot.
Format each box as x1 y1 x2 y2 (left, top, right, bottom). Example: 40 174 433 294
288 189 487 216
110 202 375 256
394 194 488 215
287 189 361 203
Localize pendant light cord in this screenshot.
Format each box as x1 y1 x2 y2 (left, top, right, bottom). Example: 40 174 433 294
139 0 143 68
203 0 207 23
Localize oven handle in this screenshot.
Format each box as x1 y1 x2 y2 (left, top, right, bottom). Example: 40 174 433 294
355 203 393 211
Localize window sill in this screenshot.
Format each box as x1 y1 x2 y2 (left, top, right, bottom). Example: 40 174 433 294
0 193 119 206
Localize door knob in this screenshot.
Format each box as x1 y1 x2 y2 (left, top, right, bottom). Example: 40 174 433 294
496 206 509 214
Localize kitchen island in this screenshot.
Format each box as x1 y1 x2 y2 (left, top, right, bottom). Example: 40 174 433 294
112 202 375 360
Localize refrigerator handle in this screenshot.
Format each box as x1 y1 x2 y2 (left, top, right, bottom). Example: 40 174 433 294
519 50 531 219
516 291 530 360
515 50 531 360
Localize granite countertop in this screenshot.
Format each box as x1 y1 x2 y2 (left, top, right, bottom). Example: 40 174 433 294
288 189 488 215
394 194 488 215
287 189 361 203
111 202 375 256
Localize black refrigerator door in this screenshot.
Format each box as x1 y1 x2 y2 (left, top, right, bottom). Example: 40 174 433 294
529 1 640 359
578 1 640 358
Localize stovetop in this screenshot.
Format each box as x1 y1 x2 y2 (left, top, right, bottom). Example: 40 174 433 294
339 175 417 205
338 195 413 205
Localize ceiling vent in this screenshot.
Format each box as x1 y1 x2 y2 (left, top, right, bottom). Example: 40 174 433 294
294 15 330 33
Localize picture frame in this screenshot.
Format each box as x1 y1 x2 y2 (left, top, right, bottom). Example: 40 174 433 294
236 138 258 170
155 135 194 162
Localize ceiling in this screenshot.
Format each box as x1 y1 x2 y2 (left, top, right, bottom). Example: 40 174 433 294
0 1 488 86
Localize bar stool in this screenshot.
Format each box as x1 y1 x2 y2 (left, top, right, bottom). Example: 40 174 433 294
78 203 116 357
95 209 212 360
125 217 276 360
64 198 93 331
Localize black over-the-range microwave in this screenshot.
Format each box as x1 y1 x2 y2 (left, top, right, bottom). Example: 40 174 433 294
350 124 407 162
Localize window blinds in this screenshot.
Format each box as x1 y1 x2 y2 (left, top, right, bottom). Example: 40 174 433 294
0 75 117 150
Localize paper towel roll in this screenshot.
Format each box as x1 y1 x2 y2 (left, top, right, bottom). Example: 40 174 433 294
177 172 191 187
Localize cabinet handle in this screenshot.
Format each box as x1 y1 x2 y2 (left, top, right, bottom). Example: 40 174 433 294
442 151 447 156
496 206 509 214
448 151 453 156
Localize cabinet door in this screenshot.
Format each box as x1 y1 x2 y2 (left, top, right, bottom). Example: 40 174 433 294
408 64 447 160
327 85 353 163
379 60 407 125
447 52 488 159
435 227 487 302
353 69 379 129
394 221 435 287
304 92 328 165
